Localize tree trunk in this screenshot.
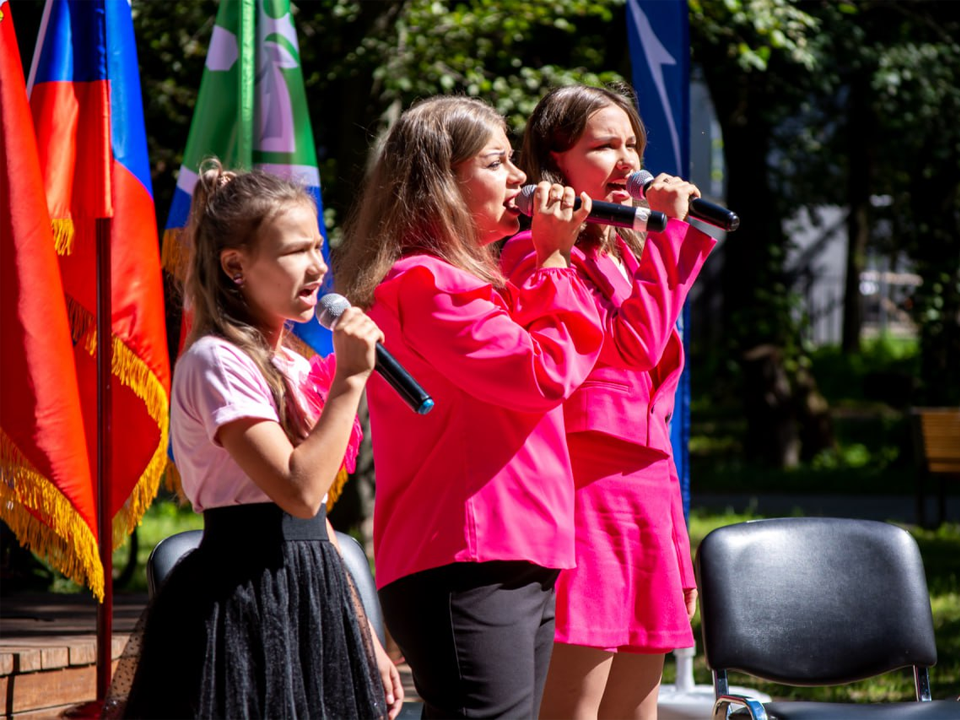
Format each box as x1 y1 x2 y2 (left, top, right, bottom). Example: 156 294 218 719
842 72 875 353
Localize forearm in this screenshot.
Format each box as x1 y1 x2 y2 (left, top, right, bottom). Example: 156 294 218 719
285 376 366 515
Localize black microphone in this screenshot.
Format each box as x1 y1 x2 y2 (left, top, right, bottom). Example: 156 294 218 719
626 170 740 232
516 185 667 233
317 294 435 415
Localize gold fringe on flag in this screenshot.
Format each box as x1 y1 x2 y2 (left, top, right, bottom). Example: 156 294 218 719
326 467 349 511
51 218 76 255
161 227 190 281
65 296 171 548
284 331 317 362
162 460 188 505
0 428 105 601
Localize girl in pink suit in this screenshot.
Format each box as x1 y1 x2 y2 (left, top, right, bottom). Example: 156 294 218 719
501 84 717 720
335 96 604 719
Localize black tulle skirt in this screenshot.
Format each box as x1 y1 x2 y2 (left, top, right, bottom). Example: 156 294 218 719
106 503 386 719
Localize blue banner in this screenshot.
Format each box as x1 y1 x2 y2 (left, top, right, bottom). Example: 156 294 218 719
626 0 692 518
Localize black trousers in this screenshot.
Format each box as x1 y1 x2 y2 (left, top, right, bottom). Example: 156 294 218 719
379 561 560 719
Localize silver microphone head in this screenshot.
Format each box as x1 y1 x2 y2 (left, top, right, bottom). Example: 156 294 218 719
516 185 537 217
317 293 352 330
626 170 654 200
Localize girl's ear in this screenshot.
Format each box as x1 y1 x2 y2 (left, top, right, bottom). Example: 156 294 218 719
220 249 244 283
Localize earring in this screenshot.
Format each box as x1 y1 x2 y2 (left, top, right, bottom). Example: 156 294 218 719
232 273 244 286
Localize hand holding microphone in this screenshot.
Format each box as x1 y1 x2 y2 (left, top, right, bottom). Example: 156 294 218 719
626 170 740 232
318 294 435 415
516 184 667 233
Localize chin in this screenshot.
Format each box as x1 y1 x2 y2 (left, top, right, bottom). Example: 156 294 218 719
294 308 316 323
502 218 521 237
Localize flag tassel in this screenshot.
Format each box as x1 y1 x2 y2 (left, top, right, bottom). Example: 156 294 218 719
0 430 105 600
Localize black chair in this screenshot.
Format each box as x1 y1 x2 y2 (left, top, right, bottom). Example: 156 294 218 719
695 516 959 719
147 527 422 717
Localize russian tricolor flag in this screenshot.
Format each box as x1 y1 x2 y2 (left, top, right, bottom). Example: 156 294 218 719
27 0 171 545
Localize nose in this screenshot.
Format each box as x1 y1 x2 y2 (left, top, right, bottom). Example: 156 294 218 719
508 158 526 186
616 146 639 171
310 247 328 277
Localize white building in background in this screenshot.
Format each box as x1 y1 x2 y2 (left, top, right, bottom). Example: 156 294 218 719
784 203 920 346
686 79 919 349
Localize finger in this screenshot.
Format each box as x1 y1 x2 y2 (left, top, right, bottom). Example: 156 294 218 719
388 666 404 718
572 191 592 222
534 181 552 210
547 183 566 207
560 187 576 210
392 665 405 703
381 667 395 706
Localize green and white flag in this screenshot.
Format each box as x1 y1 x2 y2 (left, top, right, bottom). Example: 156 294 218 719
162 0 331 355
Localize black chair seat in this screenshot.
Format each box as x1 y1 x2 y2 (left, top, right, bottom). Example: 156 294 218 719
731 700 960 719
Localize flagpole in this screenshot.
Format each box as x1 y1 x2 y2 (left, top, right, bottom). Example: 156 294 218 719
96 216 113 701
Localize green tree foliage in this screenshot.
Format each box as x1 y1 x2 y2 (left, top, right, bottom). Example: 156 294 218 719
291 0 629 236
862 1 960 405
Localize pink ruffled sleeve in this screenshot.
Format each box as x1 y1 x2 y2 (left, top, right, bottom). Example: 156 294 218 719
503 222 715 371
380 258 602 413
603 219 716 368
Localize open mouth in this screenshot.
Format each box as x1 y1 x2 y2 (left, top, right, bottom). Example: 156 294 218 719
606 181 630 202
299 284 320 304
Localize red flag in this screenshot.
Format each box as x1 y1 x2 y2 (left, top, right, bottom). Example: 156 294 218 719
27 0 171 546
0 0 103 599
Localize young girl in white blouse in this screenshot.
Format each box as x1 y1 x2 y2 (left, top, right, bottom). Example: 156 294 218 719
114 160 403 719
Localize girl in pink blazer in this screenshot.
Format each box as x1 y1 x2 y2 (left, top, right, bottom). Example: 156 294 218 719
335 96 604 719
501 84 717 720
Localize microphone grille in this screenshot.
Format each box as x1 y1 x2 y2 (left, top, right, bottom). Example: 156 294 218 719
516 185 537 217
626 170 654 200
317 293 351 330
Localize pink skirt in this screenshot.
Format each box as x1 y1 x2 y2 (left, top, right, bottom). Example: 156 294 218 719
554 432 695 654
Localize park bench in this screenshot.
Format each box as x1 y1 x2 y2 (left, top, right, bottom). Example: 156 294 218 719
911 407 960 527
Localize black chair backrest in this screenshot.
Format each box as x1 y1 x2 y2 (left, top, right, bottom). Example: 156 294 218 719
335 532 386 647
695 517 938 685
146 528 385 645
146 529 202 598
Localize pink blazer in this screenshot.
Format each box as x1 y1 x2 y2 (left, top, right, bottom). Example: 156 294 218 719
501 219 716 457
366 255 602 589
502 220 715 592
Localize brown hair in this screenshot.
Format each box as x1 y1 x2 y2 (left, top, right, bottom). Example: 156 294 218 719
521 83 648 258
183 158 316 443
335 96 508 308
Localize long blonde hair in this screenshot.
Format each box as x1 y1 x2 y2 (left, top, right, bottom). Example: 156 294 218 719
183 158 316 443
521 83 648 259
336 96 508 308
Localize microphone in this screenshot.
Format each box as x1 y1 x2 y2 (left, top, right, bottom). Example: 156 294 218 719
317 294 435 415
517 185 667 233
626 170 740 232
